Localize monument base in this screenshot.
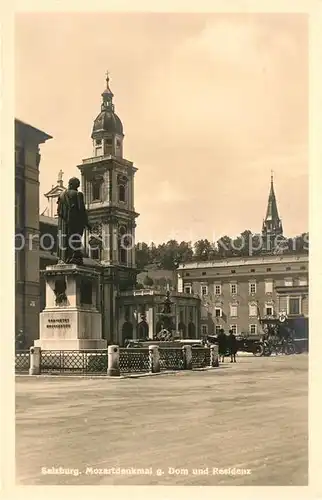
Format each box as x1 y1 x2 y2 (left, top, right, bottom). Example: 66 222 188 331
36 264 106 351
38 308 107 350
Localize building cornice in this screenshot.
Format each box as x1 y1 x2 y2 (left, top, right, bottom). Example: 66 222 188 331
178 253 309 270
78 154 137 172
15 118 52 143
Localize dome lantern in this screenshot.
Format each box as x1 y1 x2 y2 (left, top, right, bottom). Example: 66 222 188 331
91 71 124 158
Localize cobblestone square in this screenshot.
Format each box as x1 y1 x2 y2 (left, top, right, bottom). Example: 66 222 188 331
15 354 308 486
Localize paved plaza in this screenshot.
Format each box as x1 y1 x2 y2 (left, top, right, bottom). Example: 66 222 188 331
15 354 308 486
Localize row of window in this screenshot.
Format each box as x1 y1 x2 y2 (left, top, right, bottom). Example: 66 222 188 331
210 296 301 318
218 304 272 318
185 265 307 277
91 179 127 203
210 305 268 318
184 277 308 296
201 324 259 336
94 138 122 157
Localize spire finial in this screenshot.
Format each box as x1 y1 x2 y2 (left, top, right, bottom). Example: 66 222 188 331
105 70 109 87
271 169 274 184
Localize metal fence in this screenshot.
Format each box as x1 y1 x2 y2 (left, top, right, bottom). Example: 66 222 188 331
40 350 108 374
159 348 184 371
119 348 150 374
15 350 30 373
16 346 215 375
192 347 211 369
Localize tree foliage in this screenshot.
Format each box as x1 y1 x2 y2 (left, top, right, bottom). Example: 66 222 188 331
135 231 308 271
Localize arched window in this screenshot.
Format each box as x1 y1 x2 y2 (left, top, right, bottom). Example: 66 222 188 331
94 139 103 156
91 248 99 260
92 177 103 201
122 320 133 345
119 225 127 236
89 228 102 261
118 225 128 264
117 174 127 203
188 321 196 338
120 249 126 264
119 184 126 202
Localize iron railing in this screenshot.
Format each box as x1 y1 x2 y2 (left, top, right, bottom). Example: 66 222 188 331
15 350 30 373
192 347 211 369
159 348 184 371
119 348 150 373
16 346 215 375
40 350 108 374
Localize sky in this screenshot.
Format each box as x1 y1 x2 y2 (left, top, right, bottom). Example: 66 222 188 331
15 12 308 243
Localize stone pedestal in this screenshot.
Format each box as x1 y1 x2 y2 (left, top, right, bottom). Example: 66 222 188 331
182 345 192 370
149 345 160 373
36 264 107 350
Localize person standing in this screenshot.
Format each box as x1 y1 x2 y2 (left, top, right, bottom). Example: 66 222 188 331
217 328 227 363
228 329 237 363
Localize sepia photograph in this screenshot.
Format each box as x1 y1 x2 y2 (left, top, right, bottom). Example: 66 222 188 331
13 10 309 487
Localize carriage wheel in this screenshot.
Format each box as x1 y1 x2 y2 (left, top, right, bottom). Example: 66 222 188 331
253 344 264 357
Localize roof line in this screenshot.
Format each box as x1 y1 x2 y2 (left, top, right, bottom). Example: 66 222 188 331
177 253 308 269
15 118 53 141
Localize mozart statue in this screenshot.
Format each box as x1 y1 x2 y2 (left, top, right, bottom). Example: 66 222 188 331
57 177 91 265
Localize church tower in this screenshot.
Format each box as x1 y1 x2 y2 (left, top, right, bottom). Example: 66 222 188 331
77 73 139 341
261 172 283 252
42 170 66 218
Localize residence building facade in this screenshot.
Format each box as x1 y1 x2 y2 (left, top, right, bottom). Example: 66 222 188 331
177 253 309 337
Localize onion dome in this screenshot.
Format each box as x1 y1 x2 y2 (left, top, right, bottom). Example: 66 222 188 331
92 71 123 137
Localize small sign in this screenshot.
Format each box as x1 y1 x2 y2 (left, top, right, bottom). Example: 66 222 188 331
46 318 71 329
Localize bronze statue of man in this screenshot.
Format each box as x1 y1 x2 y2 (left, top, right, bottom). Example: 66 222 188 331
57 177 91 265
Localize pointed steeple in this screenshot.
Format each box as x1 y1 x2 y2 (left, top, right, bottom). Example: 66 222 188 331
262 171 283 253
265 171 280 222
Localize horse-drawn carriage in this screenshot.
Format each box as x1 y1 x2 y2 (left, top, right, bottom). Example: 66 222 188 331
253 312 299 356
205 312 300 357
205 333 258 355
